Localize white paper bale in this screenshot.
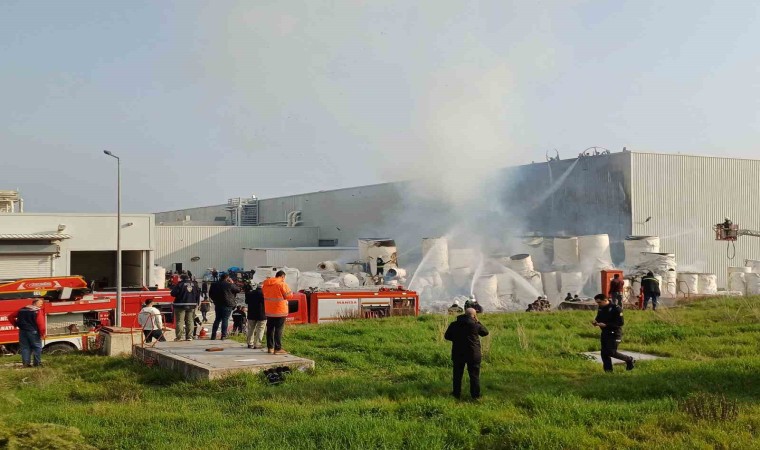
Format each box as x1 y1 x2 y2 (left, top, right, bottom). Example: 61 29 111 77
677 273 699 295
637 253 676 273
495 273 514 296
422 237 449 272
745 272 760 295
698 273 717 295
541 271 561 304
340 273 360 288
624 236 660 268
745 260 760 273
282 267 300 291
553 237 579 268
727 271 747 295
560 272 584 296
472 275 498 310
660 271 677 298
253 266 278 284
630 278 641 299
449 249 479 270
507 254 534 274
298 271 325 291
578 234 613 270
317 261 342 272
524 271 543 296
450 268 473 290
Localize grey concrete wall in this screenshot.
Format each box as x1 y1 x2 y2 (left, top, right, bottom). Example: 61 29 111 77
155 204 227 225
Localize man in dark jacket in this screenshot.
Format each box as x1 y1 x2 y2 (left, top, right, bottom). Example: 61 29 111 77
609 274 624 307
593 294 634 372
8 299 46 367
170 274 199 341
641 271 661 311
444 308 489 399
245 283 267 349
209 273 241 340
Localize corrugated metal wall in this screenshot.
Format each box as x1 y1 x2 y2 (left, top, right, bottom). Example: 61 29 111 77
631 153 760 287
155 226 320 275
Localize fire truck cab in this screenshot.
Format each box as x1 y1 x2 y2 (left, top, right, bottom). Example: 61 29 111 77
0 276 175 355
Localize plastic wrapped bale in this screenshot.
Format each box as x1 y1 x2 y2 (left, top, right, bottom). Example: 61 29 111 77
496 272 517 308
339 273 360 288
636 253 676 274
560 272 584 296
524 271 543 296
578 234 614 270
677 273 699 296
623 236 660 268
512 275 540 306
253 266 278 285
698 273 718 295
745 260 760 273
448 248 479 270
317 261 342 272
553 237 579 268
727 267 749 295
282 267 300 292
422 237 450 273
541 271 561 305
745 272 760 295
472 275 499 311
450 268 473 291
660 270 677 298
298 271 325 291
506 254 534 275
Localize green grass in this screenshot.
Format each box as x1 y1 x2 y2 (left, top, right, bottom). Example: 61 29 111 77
1 297 759 449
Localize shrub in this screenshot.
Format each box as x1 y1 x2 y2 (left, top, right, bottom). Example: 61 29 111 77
678 392 739 422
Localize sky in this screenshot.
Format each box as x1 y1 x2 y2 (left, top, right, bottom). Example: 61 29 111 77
2 0 759 213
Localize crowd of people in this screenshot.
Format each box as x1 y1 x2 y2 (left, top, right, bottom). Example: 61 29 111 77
137 268 295 355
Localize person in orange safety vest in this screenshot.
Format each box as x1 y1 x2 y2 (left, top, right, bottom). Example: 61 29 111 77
262 271 292 355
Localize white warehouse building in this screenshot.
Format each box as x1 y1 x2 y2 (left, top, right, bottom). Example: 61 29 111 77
156 151 760 289
0 213 155 286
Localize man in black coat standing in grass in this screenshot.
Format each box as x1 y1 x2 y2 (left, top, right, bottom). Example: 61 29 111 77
444 308 489 400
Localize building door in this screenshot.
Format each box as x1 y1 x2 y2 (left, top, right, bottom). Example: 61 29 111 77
0 254 52 280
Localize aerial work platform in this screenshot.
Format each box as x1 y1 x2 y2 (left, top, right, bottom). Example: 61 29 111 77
133 340 315 381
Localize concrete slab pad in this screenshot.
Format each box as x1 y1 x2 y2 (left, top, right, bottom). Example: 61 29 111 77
580 351 665 364
133 339 314 381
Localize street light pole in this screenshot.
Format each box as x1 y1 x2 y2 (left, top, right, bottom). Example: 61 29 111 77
103 150 122 327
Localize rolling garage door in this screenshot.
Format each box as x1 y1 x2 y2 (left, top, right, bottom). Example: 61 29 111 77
0 254 52 280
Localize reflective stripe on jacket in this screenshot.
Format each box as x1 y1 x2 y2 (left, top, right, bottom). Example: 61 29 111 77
262 277 292 318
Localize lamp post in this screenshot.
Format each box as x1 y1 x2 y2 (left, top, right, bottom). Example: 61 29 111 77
103 150 122 326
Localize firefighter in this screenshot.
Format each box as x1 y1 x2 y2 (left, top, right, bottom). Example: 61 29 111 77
444 308 489 399
8 299 46 367
609 274 624 307
641 271 661 311
564 293 573 302
376 257 385 276
231 305 247 335
447 300 464 315
171 274 200 341
592 294 634 372
262 270 292 355
464 295 483 313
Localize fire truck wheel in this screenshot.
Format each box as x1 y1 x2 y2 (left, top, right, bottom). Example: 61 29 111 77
43 342 77 355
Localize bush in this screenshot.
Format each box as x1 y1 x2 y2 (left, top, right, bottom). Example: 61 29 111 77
678 392 739 422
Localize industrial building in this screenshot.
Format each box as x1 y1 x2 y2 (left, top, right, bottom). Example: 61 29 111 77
155 151 760 288
0 212 155 285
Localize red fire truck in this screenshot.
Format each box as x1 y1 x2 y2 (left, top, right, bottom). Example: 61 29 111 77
304 287 419 324
0 276 175 355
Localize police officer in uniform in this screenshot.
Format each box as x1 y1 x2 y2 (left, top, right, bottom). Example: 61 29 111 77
592 293 635 372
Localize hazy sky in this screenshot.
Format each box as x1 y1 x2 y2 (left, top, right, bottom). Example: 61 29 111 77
2 1 759 213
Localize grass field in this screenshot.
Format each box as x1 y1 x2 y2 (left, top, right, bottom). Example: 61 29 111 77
1 297 759 449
